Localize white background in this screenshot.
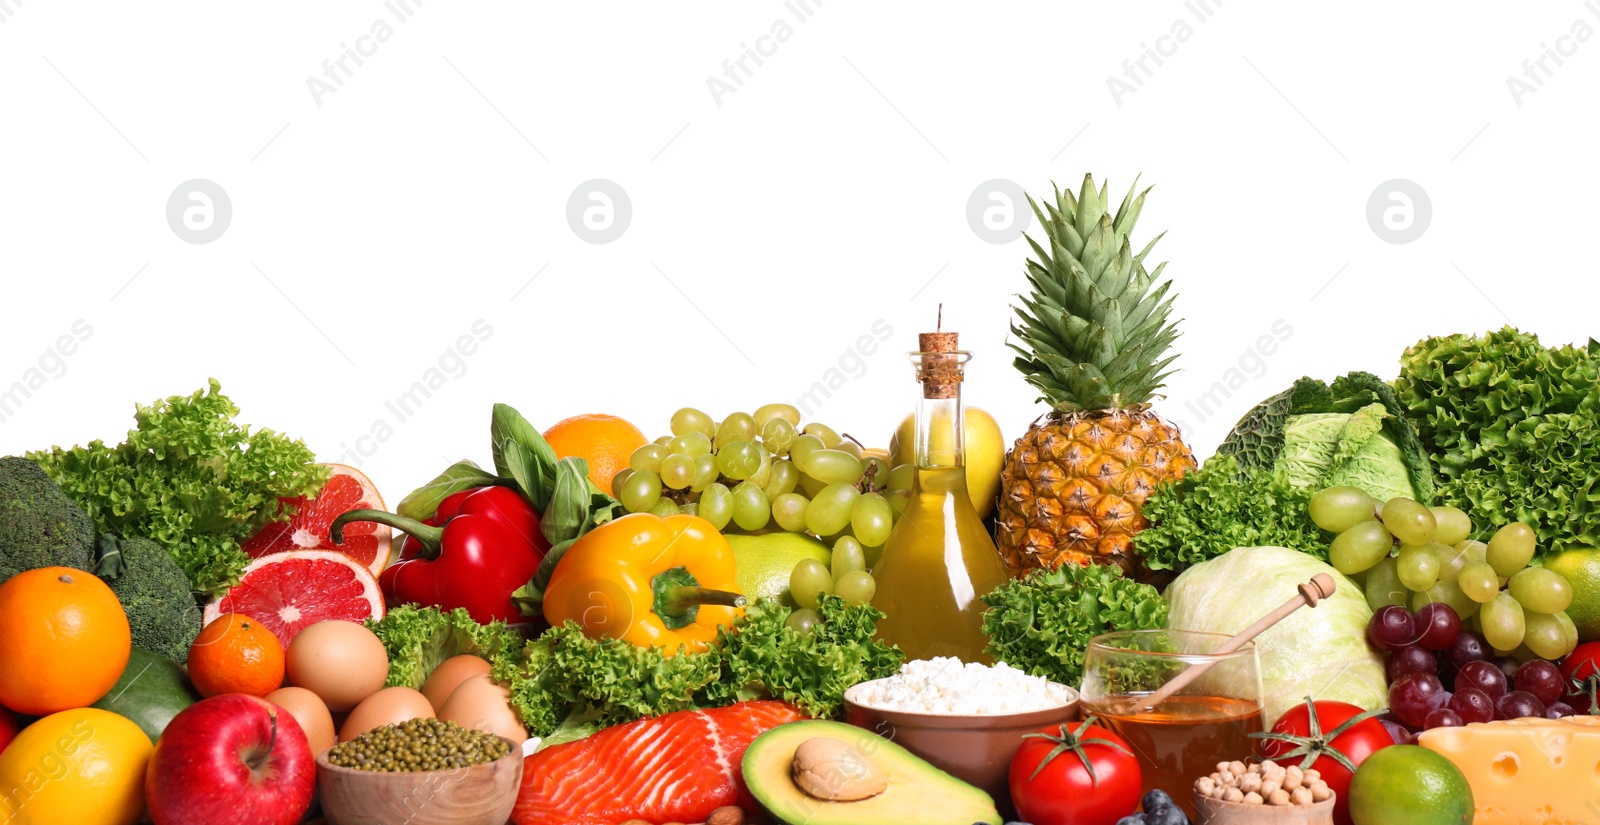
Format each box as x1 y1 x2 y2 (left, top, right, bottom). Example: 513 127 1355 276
3 1 1598 500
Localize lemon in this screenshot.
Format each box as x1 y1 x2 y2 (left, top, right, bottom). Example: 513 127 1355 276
1348 745 1472 825
0 708 151 825
1544 547 1600 641
727 533 831 606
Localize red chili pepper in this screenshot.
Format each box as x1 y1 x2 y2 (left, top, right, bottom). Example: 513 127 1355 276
332 485 550 625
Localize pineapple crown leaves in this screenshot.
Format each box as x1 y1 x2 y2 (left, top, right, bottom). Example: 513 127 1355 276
1009 173 1182 412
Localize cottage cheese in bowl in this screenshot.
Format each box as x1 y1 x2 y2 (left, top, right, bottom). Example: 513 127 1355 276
846 657 1078 716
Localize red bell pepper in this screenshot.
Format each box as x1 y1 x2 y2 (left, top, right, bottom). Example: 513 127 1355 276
332 485 551 625
395 487 477 562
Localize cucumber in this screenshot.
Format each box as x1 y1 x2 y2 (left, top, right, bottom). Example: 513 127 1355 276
91 646 200 744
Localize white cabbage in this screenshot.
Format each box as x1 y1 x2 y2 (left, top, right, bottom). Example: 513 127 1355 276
1164 546 1388 726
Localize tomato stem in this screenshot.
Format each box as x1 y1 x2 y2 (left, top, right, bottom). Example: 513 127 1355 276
1248 696 1387 774
1573 673 1600 715
1019 715 1135 787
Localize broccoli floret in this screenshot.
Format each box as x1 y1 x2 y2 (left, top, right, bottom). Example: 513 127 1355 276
0 456 96 583
96 536 203 664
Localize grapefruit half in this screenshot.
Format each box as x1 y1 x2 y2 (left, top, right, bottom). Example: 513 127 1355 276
204 550 385 650
243 463 390 576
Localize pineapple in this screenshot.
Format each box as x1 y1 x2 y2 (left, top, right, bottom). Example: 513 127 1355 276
997 174 1196 578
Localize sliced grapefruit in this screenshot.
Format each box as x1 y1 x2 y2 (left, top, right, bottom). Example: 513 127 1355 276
204 550 385 651
243 463 390 576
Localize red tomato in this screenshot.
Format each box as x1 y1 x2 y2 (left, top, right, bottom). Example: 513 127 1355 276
1258 700 1392 825
1560 641 1600 712
1009 718 1141 825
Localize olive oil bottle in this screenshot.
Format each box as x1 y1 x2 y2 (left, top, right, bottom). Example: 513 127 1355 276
871 329 1010 662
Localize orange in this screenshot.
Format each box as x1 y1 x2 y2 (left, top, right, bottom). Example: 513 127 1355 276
187 614 286 697
0 707 152 825
542 413 649 492
0 567 131 716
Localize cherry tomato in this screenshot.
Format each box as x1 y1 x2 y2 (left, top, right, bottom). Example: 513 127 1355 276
1560 640 1600 713
1009 717 1141 825
1257 700 1392 825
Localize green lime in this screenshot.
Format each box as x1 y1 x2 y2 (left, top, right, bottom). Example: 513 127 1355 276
1544 547 1600 641
726 533 831 606
1348 745 1473 825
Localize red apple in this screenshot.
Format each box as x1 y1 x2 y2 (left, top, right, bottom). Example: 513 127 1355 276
0 704 18 755
146 693 315 825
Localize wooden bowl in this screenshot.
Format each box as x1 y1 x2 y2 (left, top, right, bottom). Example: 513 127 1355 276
842 682 1079 803
1192 790 1336 825
315 738 523 825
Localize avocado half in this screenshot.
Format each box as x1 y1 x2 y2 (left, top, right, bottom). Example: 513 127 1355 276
742 719 1002 825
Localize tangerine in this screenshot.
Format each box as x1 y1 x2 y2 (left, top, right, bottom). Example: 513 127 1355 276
187 614 285 698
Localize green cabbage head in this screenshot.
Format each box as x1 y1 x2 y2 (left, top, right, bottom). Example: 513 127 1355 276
1278 405 1416 503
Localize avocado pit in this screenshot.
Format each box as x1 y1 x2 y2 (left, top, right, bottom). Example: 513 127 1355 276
791 737 888 802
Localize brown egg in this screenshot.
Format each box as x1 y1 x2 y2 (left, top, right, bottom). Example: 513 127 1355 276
338 686 434 742
286 619 389 712
438 674 528 747
264 686 337 755
421 654 492 713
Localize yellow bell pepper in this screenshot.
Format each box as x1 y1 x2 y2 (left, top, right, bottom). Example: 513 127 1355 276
542 512 746 655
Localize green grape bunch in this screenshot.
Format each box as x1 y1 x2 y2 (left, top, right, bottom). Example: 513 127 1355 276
1309 485 1579 660
612 405 913 550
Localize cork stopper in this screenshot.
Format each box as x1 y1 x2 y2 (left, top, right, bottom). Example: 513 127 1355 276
916 306 963 399
918 331 958 354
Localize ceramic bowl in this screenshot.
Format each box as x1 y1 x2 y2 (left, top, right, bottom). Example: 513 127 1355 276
1191 790 1336 825
315 737 523 825
841 682 1079 802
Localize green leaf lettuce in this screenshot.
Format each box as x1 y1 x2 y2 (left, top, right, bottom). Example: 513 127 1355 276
981 562 1168 686
1134 454 1323 573
365 604 527 690
27 379 328 596
700 594 903 719
1395 326 1600 554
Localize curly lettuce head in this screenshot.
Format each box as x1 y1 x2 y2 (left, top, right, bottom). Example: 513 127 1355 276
28 379 328 596
1396 327 1600 555
982 563 1168 687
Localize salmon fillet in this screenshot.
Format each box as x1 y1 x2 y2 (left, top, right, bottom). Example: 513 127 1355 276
512 700 805 825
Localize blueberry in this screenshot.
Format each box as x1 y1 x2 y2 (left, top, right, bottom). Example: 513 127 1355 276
1141 788 1173 811
1146 805 1189 825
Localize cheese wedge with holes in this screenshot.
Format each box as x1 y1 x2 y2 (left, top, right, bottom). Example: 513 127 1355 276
1419 715 1600 824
